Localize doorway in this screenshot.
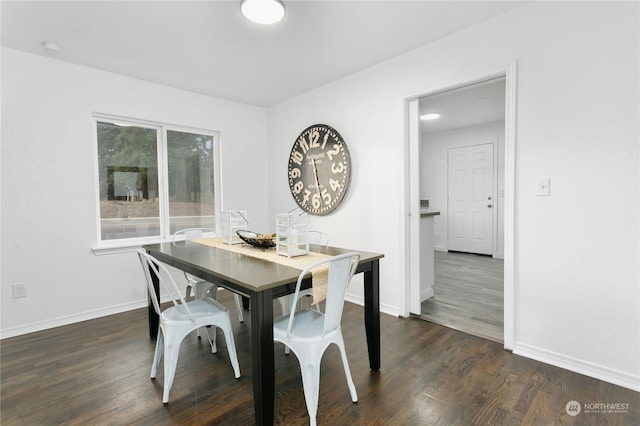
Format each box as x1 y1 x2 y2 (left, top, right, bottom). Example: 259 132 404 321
405 65 516 349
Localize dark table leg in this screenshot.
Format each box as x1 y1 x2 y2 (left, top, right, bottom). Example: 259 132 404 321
250 290 275 425
363 259 381 371
148 261 160 340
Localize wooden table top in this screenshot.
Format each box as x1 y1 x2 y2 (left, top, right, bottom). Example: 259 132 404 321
143 241 384 292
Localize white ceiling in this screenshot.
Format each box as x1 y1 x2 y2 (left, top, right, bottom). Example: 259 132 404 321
1 1 526 107
419 76 506 135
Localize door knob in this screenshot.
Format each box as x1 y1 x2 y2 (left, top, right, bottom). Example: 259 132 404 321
487 204 493 208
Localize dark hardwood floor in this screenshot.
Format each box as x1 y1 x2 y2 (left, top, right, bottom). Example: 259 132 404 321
1 291 638 425
421 251 504 343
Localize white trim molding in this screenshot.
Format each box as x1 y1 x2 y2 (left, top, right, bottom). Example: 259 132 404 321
345 294 399 318
514 343 640 392
502 59 518 351
0 299 148 340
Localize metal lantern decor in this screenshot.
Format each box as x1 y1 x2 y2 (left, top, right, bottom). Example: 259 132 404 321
221 210 248 245
276 211 309 258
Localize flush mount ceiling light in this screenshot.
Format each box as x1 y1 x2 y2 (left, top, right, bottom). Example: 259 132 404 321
241 0 285 24
420 113 441 121
42 42 60 54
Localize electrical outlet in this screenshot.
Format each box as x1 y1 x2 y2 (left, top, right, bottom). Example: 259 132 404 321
12 283 27 299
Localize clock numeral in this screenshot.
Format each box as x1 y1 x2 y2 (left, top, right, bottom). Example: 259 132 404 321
298 137 309 154
311 189 333 210
299 131 321 154
291 150 304 166
330 178 342 192
321 188 332 205
289 167 301 179
327 143 341 161
331 162 344 174
302 189 311 205
321 133 329 150
309 131 320 148
292 180 304 195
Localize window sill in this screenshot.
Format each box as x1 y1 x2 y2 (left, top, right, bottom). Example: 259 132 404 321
92 237 165 256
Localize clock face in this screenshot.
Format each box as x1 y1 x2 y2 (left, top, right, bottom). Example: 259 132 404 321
288 124 351 216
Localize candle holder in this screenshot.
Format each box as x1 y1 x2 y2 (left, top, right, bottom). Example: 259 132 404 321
276 211 309 257
220 210 248 245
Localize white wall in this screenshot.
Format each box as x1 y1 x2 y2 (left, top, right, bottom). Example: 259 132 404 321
421 121 505 256
1 48 270 336
268 2 639 390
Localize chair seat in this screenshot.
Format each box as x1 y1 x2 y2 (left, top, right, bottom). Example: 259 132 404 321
163 298 228 323
274 309 327 340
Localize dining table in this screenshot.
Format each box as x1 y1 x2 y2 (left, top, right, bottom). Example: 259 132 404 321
143 239 384 426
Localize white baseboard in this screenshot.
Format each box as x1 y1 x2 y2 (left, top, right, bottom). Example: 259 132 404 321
434 245 447 252
514 342 640 392
0 299 148 340
3 293 400 340
345 294 398 317
421 287 434 302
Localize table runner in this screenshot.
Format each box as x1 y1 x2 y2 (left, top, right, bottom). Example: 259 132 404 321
193 237 331 304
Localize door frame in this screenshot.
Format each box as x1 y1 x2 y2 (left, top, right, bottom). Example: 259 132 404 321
402 60 517 350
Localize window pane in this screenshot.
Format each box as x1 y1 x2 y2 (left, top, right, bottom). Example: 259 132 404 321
167 130 216 234
96 122 160 240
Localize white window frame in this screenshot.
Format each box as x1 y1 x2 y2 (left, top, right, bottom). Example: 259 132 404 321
91 113 222 254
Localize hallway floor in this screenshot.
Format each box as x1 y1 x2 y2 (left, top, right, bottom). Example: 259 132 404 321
420 251 504 343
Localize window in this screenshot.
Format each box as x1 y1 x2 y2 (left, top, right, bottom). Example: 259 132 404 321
94 115 221 246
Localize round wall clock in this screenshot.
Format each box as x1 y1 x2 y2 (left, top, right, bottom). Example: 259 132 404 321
288 124 351 216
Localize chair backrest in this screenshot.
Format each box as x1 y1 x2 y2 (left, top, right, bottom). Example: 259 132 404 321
308 230 329 246
172 227 216 242
286 252 360 338
171 228 217 282
137 249 195 321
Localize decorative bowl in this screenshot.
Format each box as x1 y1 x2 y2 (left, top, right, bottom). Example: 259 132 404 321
236 230 276 248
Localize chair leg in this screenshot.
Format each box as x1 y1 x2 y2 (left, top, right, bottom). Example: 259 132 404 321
233 294 244 323
161 336 181 404
278 294 295 316
296 348 323 426
336 334 358 402
204 326 218 353
150 330 164 379
221 320 241 379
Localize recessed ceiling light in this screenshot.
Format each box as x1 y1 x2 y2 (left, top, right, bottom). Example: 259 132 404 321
420 113 441 121
42 42 60 54
241 0 285 25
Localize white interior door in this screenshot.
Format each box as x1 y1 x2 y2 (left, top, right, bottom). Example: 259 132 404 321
447 143 494 255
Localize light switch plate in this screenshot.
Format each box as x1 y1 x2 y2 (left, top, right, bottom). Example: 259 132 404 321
537 179 550 196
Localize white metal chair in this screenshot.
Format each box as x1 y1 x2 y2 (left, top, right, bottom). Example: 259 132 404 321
138 249 240 404
307 230 329 247
273 252 360 426
277 230 329 317
172 228 244 324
